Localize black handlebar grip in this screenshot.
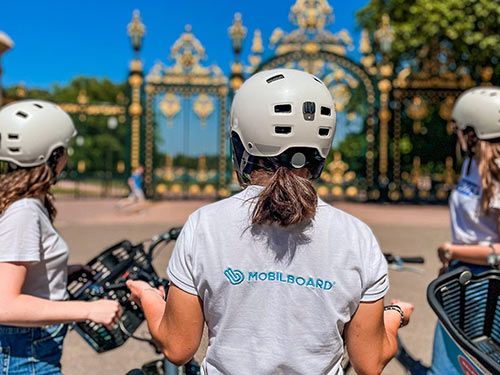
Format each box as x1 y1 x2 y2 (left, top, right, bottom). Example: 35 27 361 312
383 253 425 264
399 256 425 264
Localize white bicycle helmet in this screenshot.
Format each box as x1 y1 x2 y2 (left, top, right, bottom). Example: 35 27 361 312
452 86 500 140
0 100 76 167
230 68 336 182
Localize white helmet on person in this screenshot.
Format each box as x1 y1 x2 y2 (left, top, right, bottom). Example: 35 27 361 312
0 100 76 168
452 86 500 140
230 68 336 182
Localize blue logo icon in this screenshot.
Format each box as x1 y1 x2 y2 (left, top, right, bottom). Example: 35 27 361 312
224 267 244 285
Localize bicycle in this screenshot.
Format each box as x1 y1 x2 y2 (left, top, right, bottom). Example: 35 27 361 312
342 255 500 375
67 227 200 375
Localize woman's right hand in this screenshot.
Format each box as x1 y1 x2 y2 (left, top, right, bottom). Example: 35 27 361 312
86 300 122 329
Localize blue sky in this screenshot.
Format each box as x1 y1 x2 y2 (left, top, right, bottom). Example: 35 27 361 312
1 0 369 89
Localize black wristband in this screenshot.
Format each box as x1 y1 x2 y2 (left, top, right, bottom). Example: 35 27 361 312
384 304 405 328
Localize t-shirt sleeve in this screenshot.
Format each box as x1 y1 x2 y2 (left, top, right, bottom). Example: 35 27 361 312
360 230 389 302
0 206 41 262
167 213 198 295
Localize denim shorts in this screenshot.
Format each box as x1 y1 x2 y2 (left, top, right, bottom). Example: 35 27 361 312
0 324 68 375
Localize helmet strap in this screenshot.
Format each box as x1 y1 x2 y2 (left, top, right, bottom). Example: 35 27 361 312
8 162 18 170
47 148 65 183
240 150 250 173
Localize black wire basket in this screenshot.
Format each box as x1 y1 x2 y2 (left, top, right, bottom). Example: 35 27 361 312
67 240 160 352
427 267 500 374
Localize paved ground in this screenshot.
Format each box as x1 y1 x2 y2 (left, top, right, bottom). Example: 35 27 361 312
56 198 451 374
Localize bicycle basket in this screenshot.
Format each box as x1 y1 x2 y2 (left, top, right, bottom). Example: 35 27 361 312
67 240 163 353
427 267 500 374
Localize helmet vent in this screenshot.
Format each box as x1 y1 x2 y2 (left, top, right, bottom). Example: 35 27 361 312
16 111 28 119
33 103 43 108
274 104 291 113
8 133 19 140
320 106 331 116
266 74 285 83
319 128 330 136
303 102 316 121
8 147 20 153
313 77 322 84
275 126 292 134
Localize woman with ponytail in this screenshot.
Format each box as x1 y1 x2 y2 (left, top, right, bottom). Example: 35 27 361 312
436 87 500 272
432 87 500 374
128 69 413 374
0 100 121 374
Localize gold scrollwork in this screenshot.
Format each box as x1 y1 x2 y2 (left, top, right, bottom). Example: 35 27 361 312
407 96 429 134
160 93 181 127
439 96 456 135
193 94 214 127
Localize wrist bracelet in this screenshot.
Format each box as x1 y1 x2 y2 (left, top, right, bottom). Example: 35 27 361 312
487 244 499 268
444 243 453 262
384 304 405 328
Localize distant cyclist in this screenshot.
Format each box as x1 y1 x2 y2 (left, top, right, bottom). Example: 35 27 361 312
118 165 146 210
432 87 500 373
0 100 121 374
128 165 145 202
128 69 413 374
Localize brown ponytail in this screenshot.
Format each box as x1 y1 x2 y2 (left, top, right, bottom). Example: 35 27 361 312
251 167 317 227
477 140 500 214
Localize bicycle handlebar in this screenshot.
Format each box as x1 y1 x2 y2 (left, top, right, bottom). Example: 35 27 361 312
67 227 182 353
146 227 182 263
384 253 425 264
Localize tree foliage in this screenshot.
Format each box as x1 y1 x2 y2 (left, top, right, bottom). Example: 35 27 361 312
357 0 500 81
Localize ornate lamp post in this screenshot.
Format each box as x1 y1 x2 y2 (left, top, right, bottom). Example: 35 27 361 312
106 116 118 195
0 32 14 107
127 10 145 177
374 14 395 200
228 13 247 93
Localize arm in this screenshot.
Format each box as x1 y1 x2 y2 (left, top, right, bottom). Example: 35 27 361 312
438 242 497 267
438 209 500 268
0 262 121 328
344 299 412 375
127 280 204 366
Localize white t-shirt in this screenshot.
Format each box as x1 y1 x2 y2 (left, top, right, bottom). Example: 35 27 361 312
167 185 389 375
449 158 500 245
0 198 69 300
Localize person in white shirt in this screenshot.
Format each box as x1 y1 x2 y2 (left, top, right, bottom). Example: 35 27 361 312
432 87 500 373
0 100 121 374
127 69 413 374
436 87 500 272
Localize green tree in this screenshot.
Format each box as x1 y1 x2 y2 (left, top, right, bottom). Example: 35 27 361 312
336 132 368 176
357 0 500 82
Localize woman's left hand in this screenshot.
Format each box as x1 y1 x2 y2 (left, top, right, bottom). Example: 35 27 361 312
437 242 453 275
437 242 452 265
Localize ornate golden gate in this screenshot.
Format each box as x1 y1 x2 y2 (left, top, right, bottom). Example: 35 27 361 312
127 12 228 198
126 1 492 202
